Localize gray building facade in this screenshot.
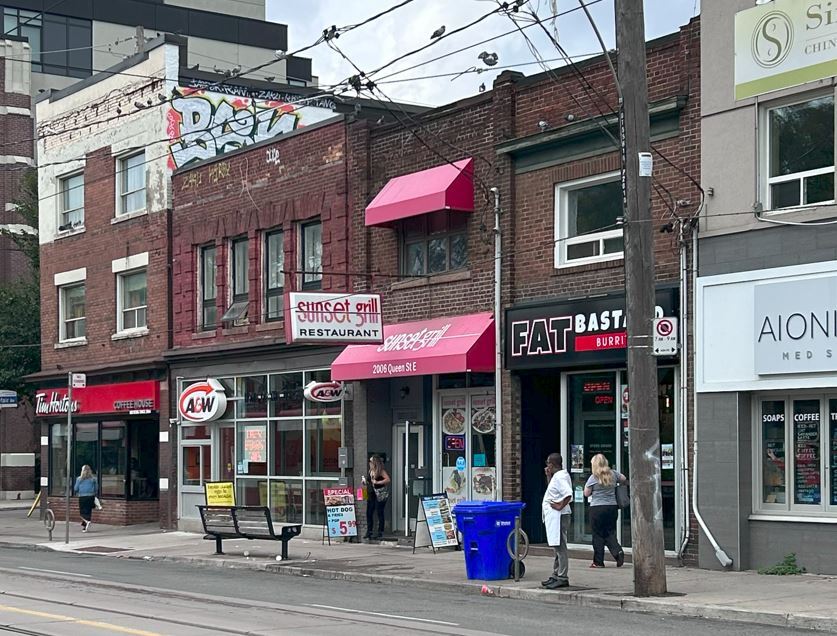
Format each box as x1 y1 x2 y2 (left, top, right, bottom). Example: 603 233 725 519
697 0 837 573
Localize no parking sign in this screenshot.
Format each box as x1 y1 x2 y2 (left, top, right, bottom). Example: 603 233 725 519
652 317 678 356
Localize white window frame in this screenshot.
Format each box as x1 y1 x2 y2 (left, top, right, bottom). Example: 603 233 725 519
299 219 323 290
58 171 84 230
263 229 284 322
54 267 87 344
112 253 148 335
752 394 837 519
116 150 146 216
761 90 836 213
554 171 623 268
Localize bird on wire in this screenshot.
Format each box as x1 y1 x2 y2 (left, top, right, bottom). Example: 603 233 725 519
431 25 446 39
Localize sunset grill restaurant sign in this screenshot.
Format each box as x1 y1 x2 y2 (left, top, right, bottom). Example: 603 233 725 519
505 288 678 370
286 292 384 344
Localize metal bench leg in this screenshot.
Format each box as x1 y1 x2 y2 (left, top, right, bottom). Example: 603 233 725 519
281 539 289 561
215 537 224 555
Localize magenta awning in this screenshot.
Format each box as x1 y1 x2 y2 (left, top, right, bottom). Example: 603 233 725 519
364 158 475 227
331 312 494 380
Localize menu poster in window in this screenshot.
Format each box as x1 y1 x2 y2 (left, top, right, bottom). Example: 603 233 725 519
794 402 821 505
830 400 837 506
471 467 496 501
419 494 459 549
661 443 674 471
471 396 496 435
441 396 467 436
443 467 467 507
243 426 267 463
570 444 584 473
323 487 358 537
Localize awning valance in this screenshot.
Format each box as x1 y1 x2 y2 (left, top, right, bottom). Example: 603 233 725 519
364 158 475 227
331 312 494 380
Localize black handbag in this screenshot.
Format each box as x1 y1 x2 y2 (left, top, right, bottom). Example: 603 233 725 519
615 482 630 510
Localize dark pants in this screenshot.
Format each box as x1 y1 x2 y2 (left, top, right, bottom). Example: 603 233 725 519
589 505 622 566
366 495 386 537
78 496 95 523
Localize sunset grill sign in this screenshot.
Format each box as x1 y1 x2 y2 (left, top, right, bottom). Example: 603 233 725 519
286 292 384 344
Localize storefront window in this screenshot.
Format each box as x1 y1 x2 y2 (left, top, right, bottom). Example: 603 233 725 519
237 422 267 476
269 479 302 523
50 423 67 494
793 399 821 505
307 417 340 476
100 422 126 497
130 423 158 499
182 425 210 440
304 480 329 525
471 395 496 501
238 375 268 418
182 446 204 486
237 478 267 507
272 372 303 417
305 370 340 416
219 426 235 481
830 400 837 507
762 400 786 505
74 422 98 476
272 419 303 476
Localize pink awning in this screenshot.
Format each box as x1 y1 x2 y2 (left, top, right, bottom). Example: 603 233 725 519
365 158 475 227
331 312 494 380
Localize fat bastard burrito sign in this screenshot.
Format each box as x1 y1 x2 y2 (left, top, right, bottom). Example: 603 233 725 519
286 292 383 344
755 275 837 375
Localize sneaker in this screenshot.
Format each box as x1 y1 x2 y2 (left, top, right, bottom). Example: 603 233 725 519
85 520 91 532
589 562 604 568
616 551 625 568
544 579 569 589
541 577 557 587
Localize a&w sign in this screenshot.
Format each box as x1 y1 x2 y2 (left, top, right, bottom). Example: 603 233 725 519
179 379 228 422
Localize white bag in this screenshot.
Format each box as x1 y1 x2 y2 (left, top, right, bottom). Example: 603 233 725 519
94 497 102 511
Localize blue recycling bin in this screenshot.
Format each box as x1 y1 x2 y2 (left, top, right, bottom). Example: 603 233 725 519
453 501 526 580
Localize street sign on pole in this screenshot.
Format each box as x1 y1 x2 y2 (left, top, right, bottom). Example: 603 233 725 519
652 318 678 356
0 390 18 408
71 373 86 389
65 372 73 544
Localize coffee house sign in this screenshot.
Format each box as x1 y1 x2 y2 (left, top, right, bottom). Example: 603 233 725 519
755 276 837 374
34 381 159 416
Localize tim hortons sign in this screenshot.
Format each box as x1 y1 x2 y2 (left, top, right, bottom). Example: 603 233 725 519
304 380 346 403
179 379 228 422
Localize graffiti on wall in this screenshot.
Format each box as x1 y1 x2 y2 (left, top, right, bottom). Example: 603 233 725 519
166 87 335 169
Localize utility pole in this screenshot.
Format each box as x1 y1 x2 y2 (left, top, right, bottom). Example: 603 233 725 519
616 0 667 596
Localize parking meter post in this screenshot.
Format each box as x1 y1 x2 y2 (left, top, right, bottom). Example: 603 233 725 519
514 515 520 582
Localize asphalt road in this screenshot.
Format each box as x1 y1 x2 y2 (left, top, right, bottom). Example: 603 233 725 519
0 546 814 635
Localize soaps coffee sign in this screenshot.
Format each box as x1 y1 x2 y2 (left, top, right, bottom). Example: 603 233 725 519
179 379 228 422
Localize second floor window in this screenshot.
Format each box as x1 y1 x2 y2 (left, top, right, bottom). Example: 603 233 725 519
766 94 834 210
265 230 284 321
59 172 84 230
117 270 147 332
118 152 146 215
221 237 248 323
59 283 85 341
554 172 624 267
301 221 322 289
200 245 217 330
401 212 468 277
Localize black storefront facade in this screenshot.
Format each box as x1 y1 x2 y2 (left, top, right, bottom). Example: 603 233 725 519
507 286 684 553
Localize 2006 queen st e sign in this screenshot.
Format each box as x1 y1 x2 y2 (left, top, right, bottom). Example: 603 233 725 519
286 292 383 345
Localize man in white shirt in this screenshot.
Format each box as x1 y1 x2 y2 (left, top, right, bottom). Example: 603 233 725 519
541 452 573 589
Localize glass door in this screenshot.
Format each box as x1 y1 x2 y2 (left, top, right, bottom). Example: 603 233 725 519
393 422 424 533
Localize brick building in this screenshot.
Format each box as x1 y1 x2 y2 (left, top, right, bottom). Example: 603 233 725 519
332 17 701 557
31 33 351 527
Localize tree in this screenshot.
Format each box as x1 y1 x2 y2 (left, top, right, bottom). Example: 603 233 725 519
0 168 40 398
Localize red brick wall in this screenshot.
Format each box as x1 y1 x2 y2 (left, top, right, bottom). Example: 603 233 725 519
170 119 351 350
48 495 159 525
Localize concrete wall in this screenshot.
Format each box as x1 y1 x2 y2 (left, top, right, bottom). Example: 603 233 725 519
165 0 265 20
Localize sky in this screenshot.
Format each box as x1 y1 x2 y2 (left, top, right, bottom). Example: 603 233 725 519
264 0 700 107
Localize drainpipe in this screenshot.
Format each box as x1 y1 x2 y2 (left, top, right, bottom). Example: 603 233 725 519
690 226 733 568
677 222 691 561
491 186 503 501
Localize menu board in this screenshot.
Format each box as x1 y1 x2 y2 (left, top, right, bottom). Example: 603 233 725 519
794 401 821 505
420 494 458 549
323 487 358 537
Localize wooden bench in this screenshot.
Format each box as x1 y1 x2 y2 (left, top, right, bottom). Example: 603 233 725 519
197 505 302 560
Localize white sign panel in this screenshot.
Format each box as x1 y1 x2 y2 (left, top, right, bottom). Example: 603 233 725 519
178 379 228 422
755 276 837 375
735 0 837 99
71 373 86 388
653 317 678 356
287 292 383 344
304 380 345 402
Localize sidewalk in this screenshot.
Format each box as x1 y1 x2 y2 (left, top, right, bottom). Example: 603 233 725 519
2 510 836 633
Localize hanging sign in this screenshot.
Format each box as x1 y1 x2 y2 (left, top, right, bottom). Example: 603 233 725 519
304 380 345 403
0 390 17 408
286 292 384 344
323 487 358 538
178 379 228 422
204 481 235 506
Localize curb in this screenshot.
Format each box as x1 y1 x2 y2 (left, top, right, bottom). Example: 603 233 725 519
127 552 837 633
4 539 837 633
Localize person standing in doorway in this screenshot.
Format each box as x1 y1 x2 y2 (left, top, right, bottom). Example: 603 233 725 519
74 464 97 533
363 455 390 540
541 453 573 589
584 453 626 568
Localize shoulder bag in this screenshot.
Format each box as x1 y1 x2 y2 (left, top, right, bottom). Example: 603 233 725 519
615 481 630 510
